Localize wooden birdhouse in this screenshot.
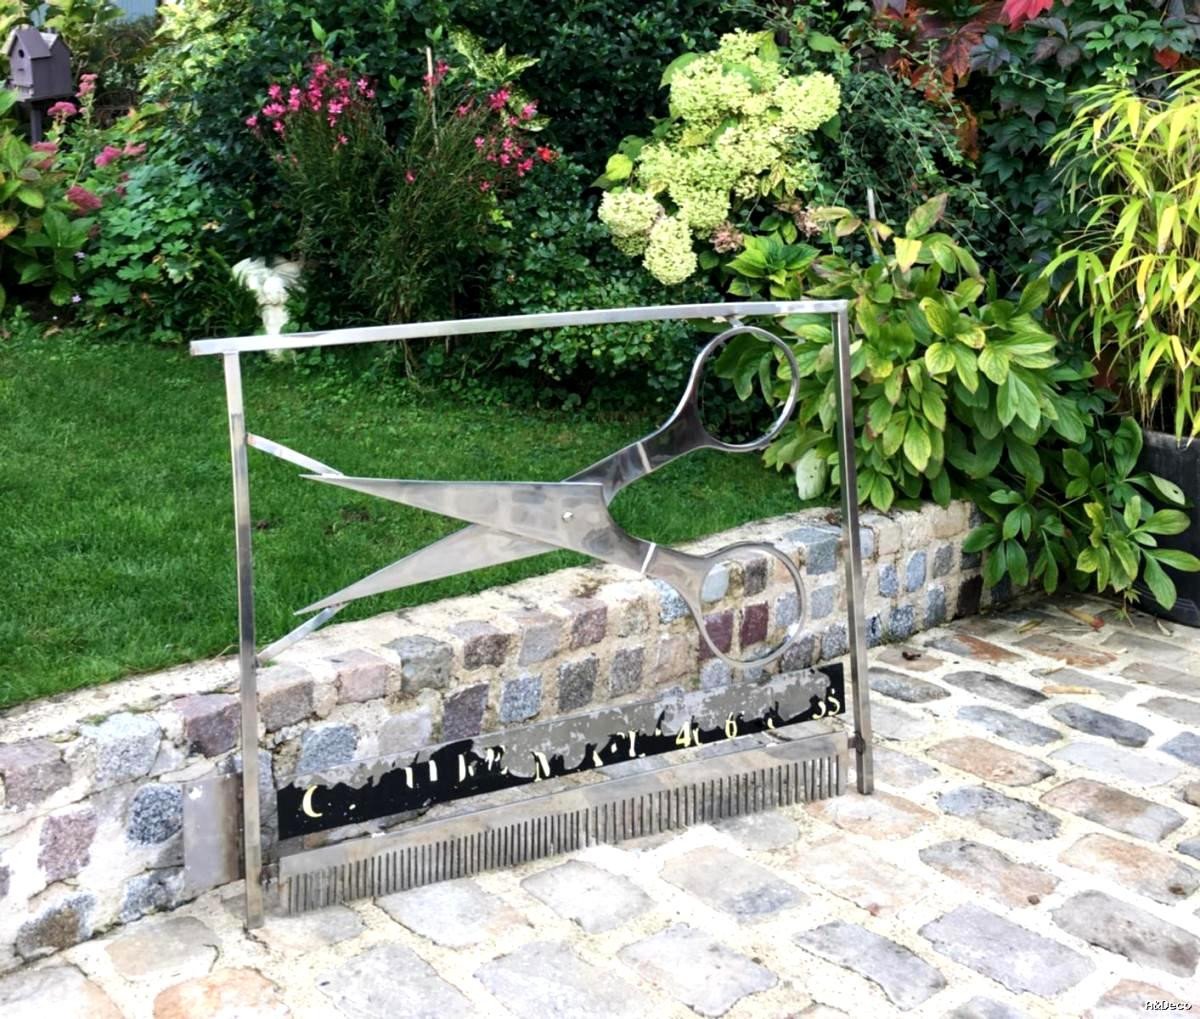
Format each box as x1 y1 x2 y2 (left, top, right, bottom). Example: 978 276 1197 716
5 27 73 103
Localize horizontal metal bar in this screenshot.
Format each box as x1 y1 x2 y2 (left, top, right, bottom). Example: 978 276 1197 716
247 434 343 476
190 302 849 357
257 605 342 665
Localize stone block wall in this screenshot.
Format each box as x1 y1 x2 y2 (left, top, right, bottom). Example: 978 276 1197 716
0 500 986 971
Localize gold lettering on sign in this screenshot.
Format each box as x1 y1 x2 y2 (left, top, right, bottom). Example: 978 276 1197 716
301 785 323 819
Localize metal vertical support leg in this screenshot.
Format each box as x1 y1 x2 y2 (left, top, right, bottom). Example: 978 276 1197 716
223 353 265 927
832 308 874 794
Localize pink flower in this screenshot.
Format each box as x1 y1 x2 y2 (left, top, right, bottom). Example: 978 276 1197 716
94 145 123 168
262 102 285 119
32 140 57 153
479 180 492 191
122 142 146 157
273 120 285 135
76 73 96 98
508 115 519 127
288 95 301 112
268 83 282 99
356 77 369 93
487 89 509 111
364 88 376 99
47 101 78 120
499 153 511 166
405 169 415 183
474 136 486 149
313 62 329 77
536 145 556 163
521 102 537 120
66 185 102 212
245 114 259 129
335 77 351 93
456 103 471 117
337 134 348 146
518 158 533 173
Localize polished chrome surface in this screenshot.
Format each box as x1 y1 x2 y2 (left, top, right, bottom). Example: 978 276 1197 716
299 323 798 612
182 773 242 892
190 301 850 357
833 307 874 793
223 354 265 927
277 724 846 912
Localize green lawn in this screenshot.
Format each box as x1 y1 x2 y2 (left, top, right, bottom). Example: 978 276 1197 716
0 325 801 708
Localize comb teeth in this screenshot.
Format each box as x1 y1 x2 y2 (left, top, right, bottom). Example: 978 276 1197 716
279 728 845 913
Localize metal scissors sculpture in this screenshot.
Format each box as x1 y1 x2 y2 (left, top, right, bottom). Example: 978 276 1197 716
300 323 806 667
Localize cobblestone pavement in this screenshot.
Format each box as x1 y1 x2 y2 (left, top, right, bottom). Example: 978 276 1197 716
4 595 1200 1018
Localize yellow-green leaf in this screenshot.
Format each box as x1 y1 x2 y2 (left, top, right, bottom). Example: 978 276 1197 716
894 237 922 272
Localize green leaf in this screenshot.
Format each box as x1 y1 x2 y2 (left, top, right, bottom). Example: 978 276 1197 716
604 153 633 182
882 415 907 455
903 421 932 472
924 342 955 376
894 237 922 272
807 32 840 52
1150 473 1186 505
920 298 957 338
660 52 701 86
978 346 1011 385
904 194 947 238
983 547 1007 587
1002 509 1021 540
16 188 44 209
930 467 951 506
964 523 1000 552
1143 555 1177 609
1005 540 1030 586
310 18 326 43
1145 509 1190 535
1006 437 1043 484
871 474 895 511
1063 450 1090 478
1152 549 1200 571
921 387 946 431
1015 277 1050 314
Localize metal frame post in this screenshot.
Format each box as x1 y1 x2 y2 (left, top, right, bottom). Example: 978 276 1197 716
222 353 265 926
832 307 874 793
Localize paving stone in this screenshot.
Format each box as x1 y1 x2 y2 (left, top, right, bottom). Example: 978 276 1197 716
169 694 239 755
15 893 94 960
389 635 453 693
1183 781 1200 806
957 705 1061 747
919 839 1058 909
521 859 651 932
699 609 734 661
866 699 935 741
905 550 927 592
618 924 775 1017
878 563 899 597
563 597 607 648
809 586 836 621
441 683 487 740
1161 731 1200 766
808 790 935 839
499 673 541 723
1121 661 1200 697
449 619 510 668
0 966 122 1019
660 845 805 920
919 903 1093 996
1041 778 1184 842
377 877 528 947
790 525 839 575
802 835 930 916
940 671 1046 708
928 737 1055 786
297 724 358 773
1142 696 1200 726
38 806 97 881
480 940 643 1019
1048 703 1151 747
1016 632 1117 668
869 668 948 704
796 921 946 1011
609 646 644 696
872 746 939 789
936 786 1061 841
1102 629 1199 667
120 868 184 922
1060 833 1200 905
81 712 161 788
1180 838 1200 860
330 649 389 703
252 905 364 955
0 734 69 806
945 998 1031 1019
0 862 9 900
740 602 769 645
1035 667 1131 700
932 543 954 578
379 705 434 753
775 590 799 630
516 611 563 665
714 810 800 850
654 579 689 623
154 967 290 1019
127 783 183 844
926 633 1019 665
1087 980 1187 1017
319 943 467 1018
106 915 219 979
1052 889 1199 978
258 667 315 731
558 655 598 711
1049 741 1179 787
878 645 946 673
700 658 732 690
702 561 730 602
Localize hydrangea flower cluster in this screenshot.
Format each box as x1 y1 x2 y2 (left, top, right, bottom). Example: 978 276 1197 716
597 30 840 284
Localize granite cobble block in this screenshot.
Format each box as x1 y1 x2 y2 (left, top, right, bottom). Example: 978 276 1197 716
905 551 927 592
169 694 239 756
126 783 183 845
617 925 776 1018
82 712 161 788
119 868 183 923
521 860 651 933
478 941 643 1019
660 846 805 921
941 670 1046 709
378 878 528 948
807 790 934 839
795 921 946 1011
919 903 1093 996
15 893 95 961
609 647 643 697
957 705 1060 747
932 543 954 578
885 604 916 641
514 611 562 666
743 556 768 595
809 586 835 621
1048 703 1151 747
699 659 731 691
330 650 389 704
378 705 434 754
652 634 691 686
320 943 470 1018
0 967 120 1017
38 806 98 882
1050 740 1176 786
388 636 453 693
698 610 734 662
701 562 730 603
926 633 1019 664
919 839 1057 909
878 563 898 598
1059 832 1199 905
449 620 510 669
926 585 946 625
868 668 949 704
946 998 1031 1019
561 598 607 649
1041 778 1184 842
775 590 799 630
740 602 768 646
105 915 219 978
928 737 1055 787
297 724 358 774
0 739 70 809
500 674 541 723
258 667 315 731
1143 696 1200 725
653 579 688 623
441 683 488 740
866 613 884 648
780 632 815 671
936 786 1061 841
788 525 840 575
1161 731 1200 766
557 656 597 711
822 621 848 658
1052 889 1199 978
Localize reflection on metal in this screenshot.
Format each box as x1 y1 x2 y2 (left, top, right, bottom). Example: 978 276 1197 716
190 301 872 929
278 725 847 913
182 772 241 893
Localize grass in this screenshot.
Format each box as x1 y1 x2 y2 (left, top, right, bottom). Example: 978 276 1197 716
0 325 802 708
